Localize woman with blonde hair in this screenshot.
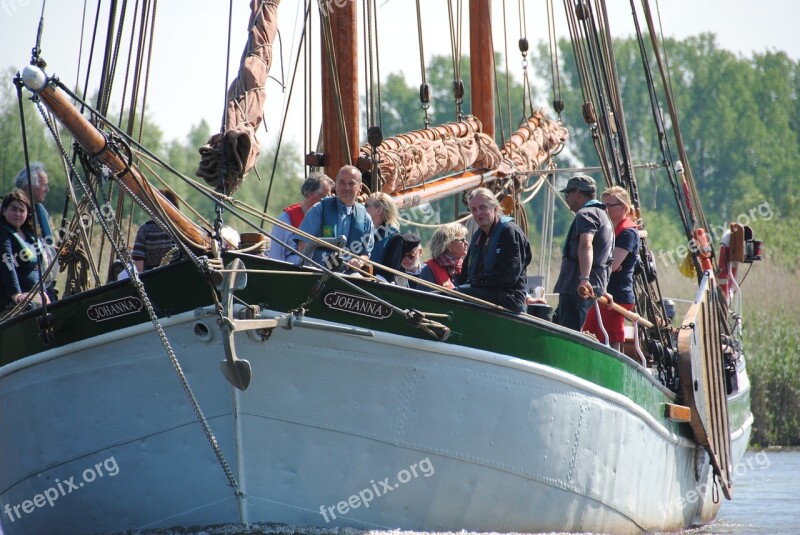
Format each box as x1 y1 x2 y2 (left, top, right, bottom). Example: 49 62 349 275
365 192 403 282
582 186 640 350
418 222 469 290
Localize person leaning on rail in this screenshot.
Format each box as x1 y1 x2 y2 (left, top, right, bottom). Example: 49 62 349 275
582 186 640 351
131 189 182 272
552 175 614 331
395 231 424 289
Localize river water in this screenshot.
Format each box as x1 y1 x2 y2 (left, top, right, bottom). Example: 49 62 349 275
671 449 799 535
130 449 799 535
4 450 795 535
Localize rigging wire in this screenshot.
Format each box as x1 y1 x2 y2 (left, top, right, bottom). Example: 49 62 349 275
222 0 234 133
501 0 512 136
545 0 563 116
415 0 431 128
12 78 52 322
489 12 506 143
373 0 383 128
262 1 312 221
446 0 464 120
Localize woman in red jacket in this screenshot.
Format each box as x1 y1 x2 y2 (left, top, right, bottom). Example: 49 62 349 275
418 222 469 290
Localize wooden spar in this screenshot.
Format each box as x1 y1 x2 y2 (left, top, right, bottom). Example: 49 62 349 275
22 67 212 253
392 169 500 209
596 296 654 328
469 0 495 141
320 2 359 179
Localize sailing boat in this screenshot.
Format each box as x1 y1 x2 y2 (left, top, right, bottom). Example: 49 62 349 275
0 1 757 534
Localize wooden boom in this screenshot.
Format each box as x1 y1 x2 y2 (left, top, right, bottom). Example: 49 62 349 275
22 65 212 253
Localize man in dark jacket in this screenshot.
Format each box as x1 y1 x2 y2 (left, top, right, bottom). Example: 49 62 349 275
455 188 532 312
553 175 614 331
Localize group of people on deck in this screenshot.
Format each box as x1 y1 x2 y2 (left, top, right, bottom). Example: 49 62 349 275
269 165 533 313
269 164 640 346
1 158 638 350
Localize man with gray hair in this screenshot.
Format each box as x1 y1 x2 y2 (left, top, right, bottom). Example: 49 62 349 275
269 173 334 264
455 187 532 312
14 162 52 241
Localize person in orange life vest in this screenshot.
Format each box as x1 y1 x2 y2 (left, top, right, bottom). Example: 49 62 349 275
417 222 469 290
269 173 333 264
582 186 640 350
365 192 404 283
455 188 532 312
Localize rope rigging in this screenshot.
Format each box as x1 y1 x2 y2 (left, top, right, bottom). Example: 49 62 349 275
446 0 465 120
545 0 564 116
415 0 432 129
262 1 312 221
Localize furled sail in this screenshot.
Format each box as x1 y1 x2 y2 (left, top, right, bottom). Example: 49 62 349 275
360 112 567 195
197 0 280 194
501 111 568 172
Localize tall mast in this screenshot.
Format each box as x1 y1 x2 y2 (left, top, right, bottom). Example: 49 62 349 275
469 0 495 140
320 4 359 178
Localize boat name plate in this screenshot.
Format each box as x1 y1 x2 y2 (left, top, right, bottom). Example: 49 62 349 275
87 296 144 322
323 291 392 319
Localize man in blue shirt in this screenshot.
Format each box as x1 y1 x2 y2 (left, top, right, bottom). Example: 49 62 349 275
296 165 374 271
553 175 614 331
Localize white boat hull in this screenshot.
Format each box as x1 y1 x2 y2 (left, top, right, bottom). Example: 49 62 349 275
0 307 752 534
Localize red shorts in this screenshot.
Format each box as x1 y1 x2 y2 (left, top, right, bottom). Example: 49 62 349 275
582 301 635 344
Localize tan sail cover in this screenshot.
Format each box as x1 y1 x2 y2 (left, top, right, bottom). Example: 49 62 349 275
197 0 280 194
360 112 567 195
501 111 568 172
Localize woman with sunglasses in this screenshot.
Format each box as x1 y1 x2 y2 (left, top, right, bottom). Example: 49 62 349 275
418 222 469 290
582 186 640 351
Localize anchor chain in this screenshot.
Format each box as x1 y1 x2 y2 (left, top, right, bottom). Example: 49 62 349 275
37 102 243 497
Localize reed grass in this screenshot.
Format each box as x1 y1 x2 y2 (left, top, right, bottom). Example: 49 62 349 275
739 261 800 446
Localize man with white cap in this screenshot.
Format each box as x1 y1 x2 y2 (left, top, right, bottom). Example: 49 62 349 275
553 175 614 331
